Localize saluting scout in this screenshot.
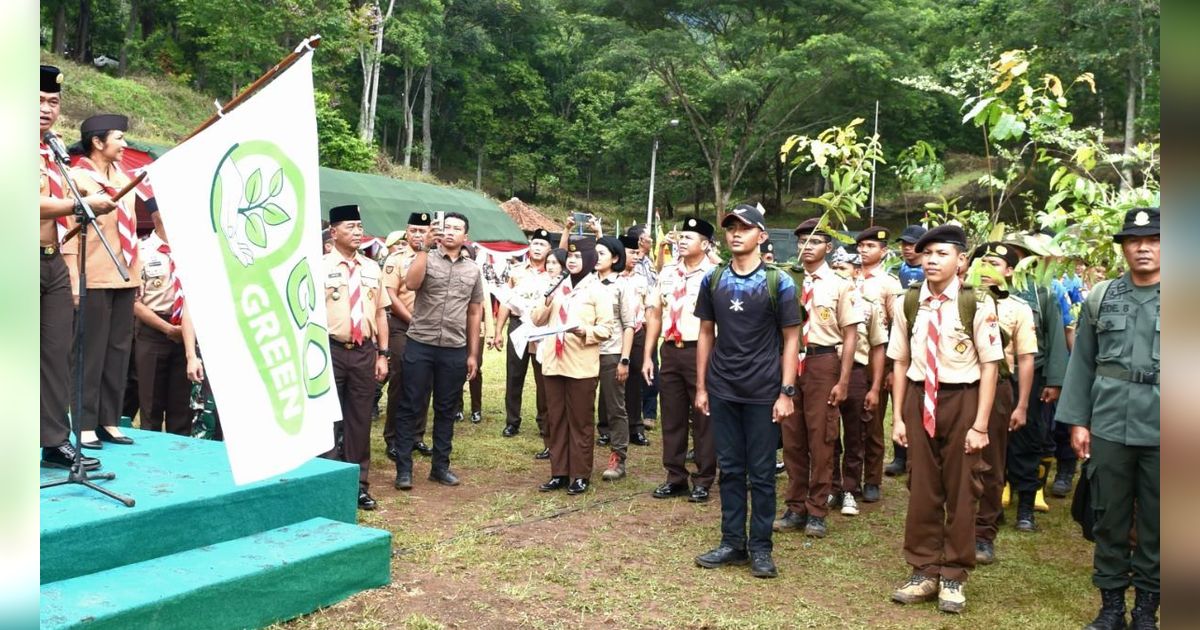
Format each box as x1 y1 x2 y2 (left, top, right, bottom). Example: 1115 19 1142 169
643 217 717 503
1057 208 1160 630
322 204 391 511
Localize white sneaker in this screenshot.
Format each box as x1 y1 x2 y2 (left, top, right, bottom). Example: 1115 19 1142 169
841 492 859 516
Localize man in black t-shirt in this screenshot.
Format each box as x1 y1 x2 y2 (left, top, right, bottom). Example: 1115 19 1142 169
693 204 802 578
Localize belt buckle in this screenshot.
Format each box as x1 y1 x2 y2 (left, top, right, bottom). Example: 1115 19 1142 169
43 246 55 256
674 339 684 348
1136 370 1157 384
344 341 355 350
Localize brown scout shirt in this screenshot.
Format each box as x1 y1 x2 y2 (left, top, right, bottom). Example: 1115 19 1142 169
860 264 903 327
803 262 863 348
887 278 1005 383
852 294 889 367
503 260 553 319
323 250 390 344
137 232 179 314
406 246 485 349
995 292 1039 373
380 250 416 317
533 274 613 378
62 158 142 291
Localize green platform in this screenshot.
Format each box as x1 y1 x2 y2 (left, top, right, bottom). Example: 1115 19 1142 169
40 517 391 630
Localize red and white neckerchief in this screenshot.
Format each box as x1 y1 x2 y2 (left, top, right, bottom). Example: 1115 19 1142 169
797 275 814 376
39 143 72 238
343 256 364 345
922 293 949 437
157 241 185 325
73 158 138 269
662 265 689 344
554 277 574 358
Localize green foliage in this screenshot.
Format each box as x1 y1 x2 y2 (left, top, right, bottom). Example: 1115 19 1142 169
315 91 376 172
781 118 885 242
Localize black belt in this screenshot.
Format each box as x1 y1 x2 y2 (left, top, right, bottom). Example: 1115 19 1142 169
329 336 375 351
805 345 838 356
909 379 978 391
40 245 59 257
1096 364 1158 385
665 339 698 349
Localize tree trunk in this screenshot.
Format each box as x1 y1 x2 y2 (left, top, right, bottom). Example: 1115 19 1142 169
476 146 484 189
52 2 67 56
119 0 138 76
402 65 414 167
1121 62 1136 191
75 0 93 63
421 63 433 174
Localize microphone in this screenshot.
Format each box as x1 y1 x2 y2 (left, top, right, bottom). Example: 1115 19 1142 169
42 131 71 163
544 272 569 297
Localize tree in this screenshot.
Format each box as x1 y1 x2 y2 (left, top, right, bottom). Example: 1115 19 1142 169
356 0 395 144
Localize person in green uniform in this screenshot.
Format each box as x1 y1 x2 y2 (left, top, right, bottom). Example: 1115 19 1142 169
1056 207 1160 630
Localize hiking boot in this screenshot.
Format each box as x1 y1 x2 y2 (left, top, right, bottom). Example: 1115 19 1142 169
804 515 827 538
601 452 626 481
694 545 749 569
1085 588 1128 630
891 573 939 604
975 539 996 565
772 510 806 532
938 578 966 613
840 493 859 516
1051 473 1074 498
1130 588 1159 630
749 551 778 578
861 483 881 503
1016 506 1037 532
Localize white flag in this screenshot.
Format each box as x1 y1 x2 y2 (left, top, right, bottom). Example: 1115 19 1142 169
147 53 339 484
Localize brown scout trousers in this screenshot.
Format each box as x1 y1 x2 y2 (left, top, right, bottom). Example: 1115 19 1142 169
73 287 136 432
833 362 869 496
329 340 377 491
976 379 1014 543
659 343 715 488
863 361 892 485
134 316 192 435
782 352 840 517
902 380 984 583
543 374 598 479
41 252 73 447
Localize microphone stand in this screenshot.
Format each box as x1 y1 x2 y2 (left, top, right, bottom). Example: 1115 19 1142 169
40 142 136 508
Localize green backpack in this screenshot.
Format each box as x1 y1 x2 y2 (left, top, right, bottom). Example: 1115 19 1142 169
902 285 1013 378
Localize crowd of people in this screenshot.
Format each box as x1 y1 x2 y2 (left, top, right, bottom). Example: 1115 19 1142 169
39 63 1159 627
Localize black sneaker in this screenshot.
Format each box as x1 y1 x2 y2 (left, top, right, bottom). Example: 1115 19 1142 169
470 411 482 424
772 510 806 532
862 483 881 503
749 551 778 578
596 433 610 446
694 545 749 569
975 539 996 565
1051 473 1074 498
1015 507 1037 532
827 492 843 509
775 460 786 476
385 440 399 462
453 411 464 423
502 424 519 437
357 491 377 510
804 515 827 538
534 448 551 460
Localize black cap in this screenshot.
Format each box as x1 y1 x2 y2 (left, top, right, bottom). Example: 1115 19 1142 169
329 204 361 224
760 241 774 255
529 228 552 245
619 234 640 251
1112 207 1160 242
793 217 832 240
914 224 967 253
80 114 128 135
896 225 928 244
679 217 715 240
971 241 1020 268
597 236 627 273
41 65 63 93
721 204 766 231
407 212 430 226
855 226 890 244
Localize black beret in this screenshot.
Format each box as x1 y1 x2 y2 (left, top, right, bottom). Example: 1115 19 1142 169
794 217 832 240
529 228 552 244
597 236 627 272
407 212 430 226
329 204 361 224
914 224 967 253
679 217 714 240
855 226 890 244
566 235 596 254
760 241 774 254
619 234 640 250
971 241 1020 268
1113 207 1159 242
80 114 128 135
41 65 63 93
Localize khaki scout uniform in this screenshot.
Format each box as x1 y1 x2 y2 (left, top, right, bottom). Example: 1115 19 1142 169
976 290 1037 544
63 158 142 433
833 290 888 498
782 262 862 519
133 233 191 435
39 141 73 448
323 250 390 492
887 278 1003 583
500 260 553 436
859 264 904 483
380 250 425 449
653 258 716 490
595 273 639 459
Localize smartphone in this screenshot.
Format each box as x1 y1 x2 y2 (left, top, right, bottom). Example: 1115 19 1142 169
433 211 445 228
572 212 590 235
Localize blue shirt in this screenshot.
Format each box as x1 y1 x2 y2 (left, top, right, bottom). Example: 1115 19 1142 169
898 262 924 289
695 263 803 404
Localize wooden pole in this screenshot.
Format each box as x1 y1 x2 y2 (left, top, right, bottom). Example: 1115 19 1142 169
62 36 323 244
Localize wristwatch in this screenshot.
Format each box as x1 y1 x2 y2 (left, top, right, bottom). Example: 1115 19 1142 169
378 348 392 358
619 357 631 366
781 384 797 397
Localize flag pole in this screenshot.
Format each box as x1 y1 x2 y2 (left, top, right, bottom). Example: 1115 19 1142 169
61 35 323 244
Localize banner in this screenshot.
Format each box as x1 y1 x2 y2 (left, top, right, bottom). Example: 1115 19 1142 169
147 53 338 484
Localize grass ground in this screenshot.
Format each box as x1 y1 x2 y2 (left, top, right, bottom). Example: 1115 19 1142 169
278 348 1098 629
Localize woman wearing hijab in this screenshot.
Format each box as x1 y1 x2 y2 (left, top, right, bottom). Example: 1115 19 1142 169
533 237 613 495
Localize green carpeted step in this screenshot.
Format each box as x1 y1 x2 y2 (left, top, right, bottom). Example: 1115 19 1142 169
40 517 391 630
40 429 360 584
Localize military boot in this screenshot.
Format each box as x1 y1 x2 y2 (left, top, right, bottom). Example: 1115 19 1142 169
1084 588 1127 630
1129 588 1159 629
1015 492 1037 532
1051 460 1077 498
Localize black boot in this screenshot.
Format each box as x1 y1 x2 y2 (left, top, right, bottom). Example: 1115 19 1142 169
1084 588 1127 630
1015 492 1037 532
1129 588 1158 629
